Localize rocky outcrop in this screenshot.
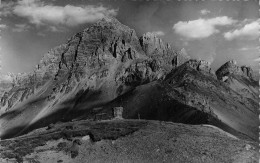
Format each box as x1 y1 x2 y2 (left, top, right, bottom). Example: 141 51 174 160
241 66 253 79
181 60 214 75
0 74 13 96
139 32 190 72
216 60 255 81
215 60 258 102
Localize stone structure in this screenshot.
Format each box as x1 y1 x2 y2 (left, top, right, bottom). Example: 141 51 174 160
113 107 123 119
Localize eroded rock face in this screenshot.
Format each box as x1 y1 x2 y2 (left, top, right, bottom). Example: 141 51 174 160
0 74 13 96
139 32 190 72
216 60 255 80
183 60 214 75
241 66 253 78
215 60 258 101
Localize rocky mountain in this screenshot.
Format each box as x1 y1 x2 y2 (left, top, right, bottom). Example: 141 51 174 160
0 17 189 139
0 16 258 162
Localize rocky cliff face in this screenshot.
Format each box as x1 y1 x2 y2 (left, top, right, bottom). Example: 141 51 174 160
216 60 255 80
0 17 257 142
139 32 190 72
215 60 258 103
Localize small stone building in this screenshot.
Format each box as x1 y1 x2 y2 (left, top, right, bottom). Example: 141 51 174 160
113 107 123 119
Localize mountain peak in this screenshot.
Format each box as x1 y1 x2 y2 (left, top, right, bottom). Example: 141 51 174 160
216 60 254 80
95 16 121 27
87 16 133 34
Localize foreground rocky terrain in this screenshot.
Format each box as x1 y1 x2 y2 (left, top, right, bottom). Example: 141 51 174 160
0 119 258 163
0 17 258 162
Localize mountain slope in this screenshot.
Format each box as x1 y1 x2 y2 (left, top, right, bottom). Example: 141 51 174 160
101 60 258 140
216 60 258 104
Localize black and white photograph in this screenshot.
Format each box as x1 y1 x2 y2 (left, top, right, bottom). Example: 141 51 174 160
0 0 259 162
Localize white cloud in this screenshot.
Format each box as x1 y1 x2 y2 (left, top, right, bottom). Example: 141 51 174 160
200 9 210 15
238 47 259 51
239 47 250 51
12 24 31 32
224 20 260 40
173 16 236 40
151 31 165 36
0 24 7 29
12 0 118 28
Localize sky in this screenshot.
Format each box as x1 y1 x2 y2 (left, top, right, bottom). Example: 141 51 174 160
0 0 259 74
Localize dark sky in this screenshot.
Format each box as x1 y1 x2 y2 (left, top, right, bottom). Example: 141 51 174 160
0 0 259 73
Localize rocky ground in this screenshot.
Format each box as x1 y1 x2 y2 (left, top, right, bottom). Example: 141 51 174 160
0 119 258 163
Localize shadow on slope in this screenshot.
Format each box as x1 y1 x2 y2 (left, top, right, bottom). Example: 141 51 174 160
0 88 114 140
101 80 257 141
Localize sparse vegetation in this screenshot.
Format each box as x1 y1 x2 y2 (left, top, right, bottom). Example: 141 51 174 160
0 120 147 162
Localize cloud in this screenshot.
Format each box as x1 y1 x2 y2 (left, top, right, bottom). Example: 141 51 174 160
0 24 7 29
0 1 15 16
12 0 118 28
224 20 260 40
200 9 210 15
173 16 236 40
12 24 31 32
151 31 165 36
238 46 259 51
238 47 250 51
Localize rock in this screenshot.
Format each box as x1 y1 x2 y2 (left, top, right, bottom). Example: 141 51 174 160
82 135 90 141
244 144 252 150
65 126 74 130
197 60 211 72
178 59 215 76
216 60 255 81
241 66 253 78
46 123 55 130
139 33 190 72
73 139 82 145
